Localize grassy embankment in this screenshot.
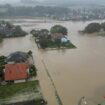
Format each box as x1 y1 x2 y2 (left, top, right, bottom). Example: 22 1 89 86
0 81 40 99
0 80 45 105
36 38 76 49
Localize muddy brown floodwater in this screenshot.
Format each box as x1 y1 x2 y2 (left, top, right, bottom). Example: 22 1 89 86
0 19 105 105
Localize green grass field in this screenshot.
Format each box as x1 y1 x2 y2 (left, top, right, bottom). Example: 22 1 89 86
0 80 39 99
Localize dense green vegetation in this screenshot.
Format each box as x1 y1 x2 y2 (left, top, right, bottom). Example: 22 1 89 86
27 50 33 56
29 65 37 77
38 38 76 49
0 56 6 80
81 22 105 35
30 29 50 38
31 25 76 49
51 25 68 35
0 21 27 38
0 37 3 43
0 80 39 99
12 26 28 37
84 23 101 33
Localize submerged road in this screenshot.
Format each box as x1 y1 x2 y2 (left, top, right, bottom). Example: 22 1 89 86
31 36 63 105
42 60 63 105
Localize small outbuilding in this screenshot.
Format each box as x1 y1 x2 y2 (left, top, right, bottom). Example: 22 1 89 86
61 36 70 43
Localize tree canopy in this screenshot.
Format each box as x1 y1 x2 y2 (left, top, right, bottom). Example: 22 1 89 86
30 29 49 38
50 25 68 35
0 56 6 80
84 23 101 33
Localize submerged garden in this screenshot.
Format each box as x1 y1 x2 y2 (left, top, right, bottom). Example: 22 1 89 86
30 25 76 49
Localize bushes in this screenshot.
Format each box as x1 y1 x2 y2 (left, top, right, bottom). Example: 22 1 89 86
0 56 6 80
28 50 32 56
29 65 37 77
30 29 49 38
13 26 28 36
0 56 6 64
30 30 40 37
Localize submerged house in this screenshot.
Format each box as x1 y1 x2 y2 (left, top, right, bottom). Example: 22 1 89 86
4 63 29 82
51 33 70 43
51 33 63 40
0 27 13 37
61 36 70 43
0 21 27 38
6 51 33 65
50 25 69 42
0 21 13 37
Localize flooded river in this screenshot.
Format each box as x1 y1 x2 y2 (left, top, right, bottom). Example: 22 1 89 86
0 19 105 105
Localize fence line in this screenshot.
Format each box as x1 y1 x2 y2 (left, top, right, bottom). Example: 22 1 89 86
42 59 63 105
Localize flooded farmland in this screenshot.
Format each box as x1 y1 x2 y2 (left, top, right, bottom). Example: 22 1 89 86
0 19 105 105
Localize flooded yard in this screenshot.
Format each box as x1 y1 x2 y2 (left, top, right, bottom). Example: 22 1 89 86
0 19 105 105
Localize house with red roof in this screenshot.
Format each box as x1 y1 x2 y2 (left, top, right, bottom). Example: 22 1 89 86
4 63 30 82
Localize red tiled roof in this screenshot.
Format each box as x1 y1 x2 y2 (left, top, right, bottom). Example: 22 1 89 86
4 63 29 81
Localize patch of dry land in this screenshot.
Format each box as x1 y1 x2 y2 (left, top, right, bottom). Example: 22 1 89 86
0 80 44 105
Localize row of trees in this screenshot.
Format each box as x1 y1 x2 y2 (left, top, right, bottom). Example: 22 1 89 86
82 22 105 33
0 5 69 18
50 25 68 35
1 5 105 21
31 25 68 38
30 29 50 38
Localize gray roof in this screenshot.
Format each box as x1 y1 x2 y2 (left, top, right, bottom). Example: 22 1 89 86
0 27 13 37
6 51 30 63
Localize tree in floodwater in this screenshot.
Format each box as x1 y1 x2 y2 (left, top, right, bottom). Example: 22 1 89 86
30 30 40 37
30 29 49 38
50 25 68 35
84 23 101 33
38 38 49 49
